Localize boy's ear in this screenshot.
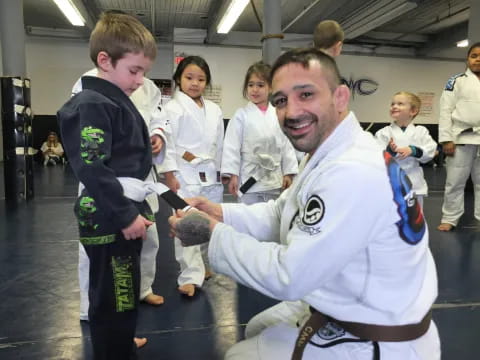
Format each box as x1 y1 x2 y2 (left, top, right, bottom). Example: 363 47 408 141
332 41 343 57
410 107 419 118
96 51 112 72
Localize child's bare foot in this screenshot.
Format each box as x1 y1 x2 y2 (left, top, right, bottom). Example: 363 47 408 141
134 337 147 348
143 293 165 305
437 223 455 232
178 284 195 296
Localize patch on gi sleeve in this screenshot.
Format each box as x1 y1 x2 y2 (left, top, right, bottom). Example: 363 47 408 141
296 195 325 235
80 126 106 164
444 73 464 91
383 151 425 245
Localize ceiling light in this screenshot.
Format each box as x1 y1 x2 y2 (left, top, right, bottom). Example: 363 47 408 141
217 0 249 34
457 39 469 48
52 0 85 26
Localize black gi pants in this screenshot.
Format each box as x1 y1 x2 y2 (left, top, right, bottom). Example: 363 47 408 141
75 194 151 360
84 235 141 360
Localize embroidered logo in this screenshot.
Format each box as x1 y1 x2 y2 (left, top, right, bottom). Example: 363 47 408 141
77 196 99 231
112 256 135 312
296 195 324 235
444 73 464 91
316 322 345 340
80 126 105 164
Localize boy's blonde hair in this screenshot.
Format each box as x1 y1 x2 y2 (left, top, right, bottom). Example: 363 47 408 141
313 20 344 50
395 91 422 118
89 12 156 66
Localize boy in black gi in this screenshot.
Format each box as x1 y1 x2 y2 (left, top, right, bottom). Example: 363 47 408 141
57 12 157 360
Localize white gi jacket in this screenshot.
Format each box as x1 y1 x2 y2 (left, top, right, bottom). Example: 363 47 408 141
375 122 437 196
221 102 298 193
159 90 224 186
438 68 480 144
209 112 437 326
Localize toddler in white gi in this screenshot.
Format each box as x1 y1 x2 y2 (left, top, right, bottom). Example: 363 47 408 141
375 91 437 207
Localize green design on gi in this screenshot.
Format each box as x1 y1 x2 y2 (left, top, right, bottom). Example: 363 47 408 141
78 196 99 230
81 126 105 164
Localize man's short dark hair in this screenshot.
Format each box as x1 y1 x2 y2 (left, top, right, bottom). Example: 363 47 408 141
270 48 341 91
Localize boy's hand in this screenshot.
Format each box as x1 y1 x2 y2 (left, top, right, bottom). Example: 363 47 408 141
228 175 239 197
164 171 180 193
282 174 293 189
151 135 164 155
122 215 153 240
395 146 412 160
442 141 456 156
388 138 398 152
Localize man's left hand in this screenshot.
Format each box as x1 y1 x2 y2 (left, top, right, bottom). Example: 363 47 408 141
168 209 218 246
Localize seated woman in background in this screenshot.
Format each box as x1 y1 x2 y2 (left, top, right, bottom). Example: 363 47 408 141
41 132 64 166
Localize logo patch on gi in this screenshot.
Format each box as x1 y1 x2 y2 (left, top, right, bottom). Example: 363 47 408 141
384 151 426 245
316 322 345 340
296 195 324 235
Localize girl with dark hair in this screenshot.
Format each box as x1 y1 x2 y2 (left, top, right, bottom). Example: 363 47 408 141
221 61 298 205
160 56 224 296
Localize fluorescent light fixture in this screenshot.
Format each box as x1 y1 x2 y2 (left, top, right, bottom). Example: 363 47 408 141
342 0 417 40
26 26 84 39
52 0 85 26
457 39 469 47
217 0 249 34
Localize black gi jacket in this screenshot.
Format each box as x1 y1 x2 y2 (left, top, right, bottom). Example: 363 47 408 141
58 76 152 230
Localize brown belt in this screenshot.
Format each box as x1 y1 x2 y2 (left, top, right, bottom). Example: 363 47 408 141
291 308 432 360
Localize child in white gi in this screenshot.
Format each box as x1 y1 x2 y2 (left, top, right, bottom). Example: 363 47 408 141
221 62 298 204
375 91 437 207
438 42 480 231
158 56 224 297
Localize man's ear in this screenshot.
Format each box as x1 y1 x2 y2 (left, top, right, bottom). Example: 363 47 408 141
96 51 112 72
333 84 350 112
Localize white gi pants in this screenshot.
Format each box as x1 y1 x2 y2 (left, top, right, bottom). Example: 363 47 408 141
239 189 280 205
441 144 480 225
227 319 441 360
245 301 309 339
79 222 160 319
175 180 223 287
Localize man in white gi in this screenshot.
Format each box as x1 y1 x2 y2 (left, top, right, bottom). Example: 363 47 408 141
438 42 480 231
169 48 440 360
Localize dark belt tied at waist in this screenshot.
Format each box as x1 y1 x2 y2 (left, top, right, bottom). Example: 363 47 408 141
291 308 432 360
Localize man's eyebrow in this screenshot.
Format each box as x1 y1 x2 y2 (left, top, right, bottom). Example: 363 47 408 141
272 84 314 98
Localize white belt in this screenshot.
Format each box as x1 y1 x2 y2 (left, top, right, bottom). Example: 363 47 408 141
117 177 171 202
79 177 191 211
118 177 191 211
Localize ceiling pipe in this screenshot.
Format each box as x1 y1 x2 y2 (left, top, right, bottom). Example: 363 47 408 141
282 0 322 32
